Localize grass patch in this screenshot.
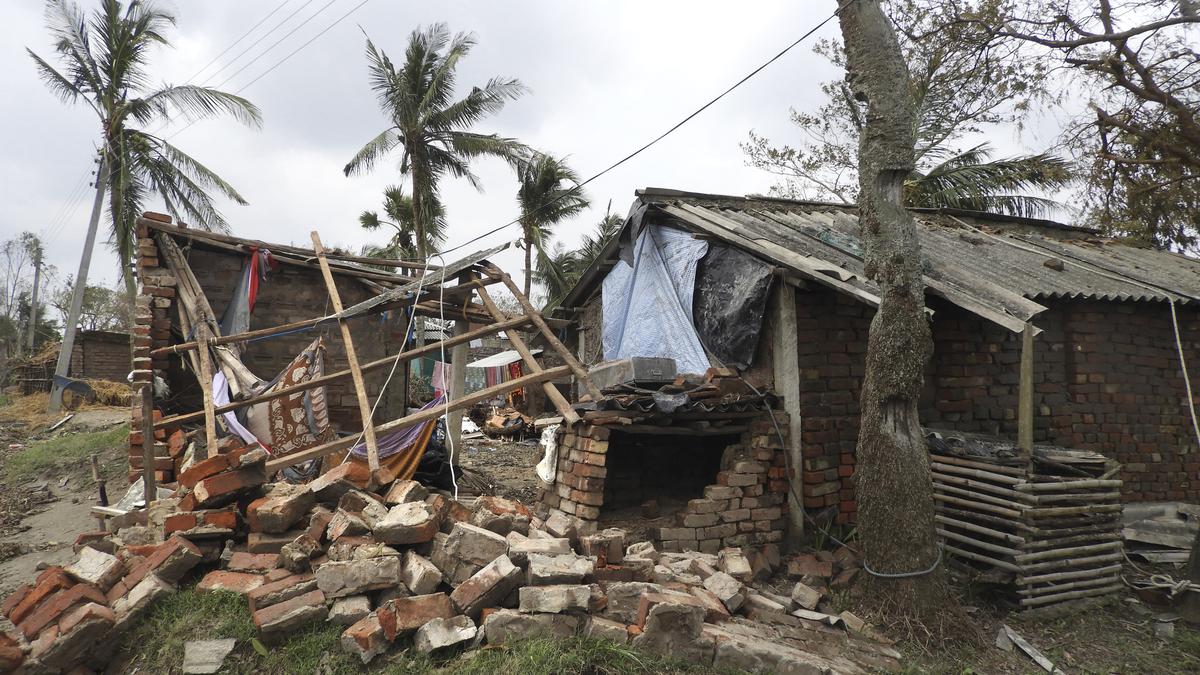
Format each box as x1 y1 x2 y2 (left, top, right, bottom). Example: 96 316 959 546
0 391 10 407
116 591 729 675
439 636 722 675
4 424 128 481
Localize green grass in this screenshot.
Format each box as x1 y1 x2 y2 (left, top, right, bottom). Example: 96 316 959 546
117 590 730 675
0 391 10 407
4 424 128 481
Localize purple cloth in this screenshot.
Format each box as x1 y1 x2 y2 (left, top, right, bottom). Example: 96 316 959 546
349 394 446 460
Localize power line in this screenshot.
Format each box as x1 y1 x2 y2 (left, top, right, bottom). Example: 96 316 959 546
184 0 296 85
165 0 372 142
210 0 341 91
436 0 853 258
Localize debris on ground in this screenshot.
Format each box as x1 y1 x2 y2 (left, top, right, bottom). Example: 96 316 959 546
0 441 902 673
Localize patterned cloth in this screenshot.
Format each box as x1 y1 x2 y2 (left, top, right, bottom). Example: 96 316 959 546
245 338 335 456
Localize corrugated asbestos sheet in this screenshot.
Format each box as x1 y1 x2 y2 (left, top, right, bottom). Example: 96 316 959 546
646 193 1200 333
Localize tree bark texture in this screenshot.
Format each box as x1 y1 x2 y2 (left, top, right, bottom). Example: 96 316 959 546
838 0 945 606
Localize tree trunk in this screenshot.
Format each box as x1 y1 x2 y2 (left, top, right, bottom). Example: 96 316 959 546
523 227 533 301
410 157 427 262
838 0 947 612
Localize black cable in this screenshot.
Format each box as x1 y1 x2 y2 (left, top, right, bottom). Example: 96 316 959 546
435 0 855 258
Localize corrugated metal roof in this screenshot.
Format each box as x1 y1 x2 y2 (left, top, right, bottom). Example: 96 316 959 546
629 190 1200 333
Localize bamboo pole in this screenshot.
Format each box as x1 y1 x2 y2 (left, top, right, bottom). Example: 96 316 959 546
1017 574 1120 597
1018 563 1123 585
1025 504 1123 518
1018 583 1122 607
935 514 1026 545
140 383 156 504
935 505 1036 532
491 268 603 401
1018 323 1034 463
1013 541 1123 564
1014 479 1124 493
930 461 1024 485
1018 551 1123 573
933 493 1023 519
474 283 580 425
934 483 1028 511
264 365 572 472
195 326 216 461
153 315 532 430
929 452 1027 476
312 232 380 472
937 528 1023 557
932 471 1034 502
942 543 1022 572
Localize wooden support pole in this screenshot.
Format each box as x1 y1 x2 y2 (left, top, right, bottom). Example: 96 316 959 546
475 282 581 425
448 307 468 450
1018 323 1035 462
312 232 381 472
769 280 804 539
153 315 533 430
265 365 572 472
492 269 604 401
140 383 157 505
194 326 217 461
90 453 106 530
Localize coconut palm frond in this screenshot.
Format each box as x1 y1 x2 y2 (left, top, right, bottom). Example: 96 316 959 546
905 144 1074 218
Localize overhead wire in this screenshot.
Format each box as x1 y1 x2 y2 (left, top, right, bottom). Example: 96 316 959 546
434 0 855 259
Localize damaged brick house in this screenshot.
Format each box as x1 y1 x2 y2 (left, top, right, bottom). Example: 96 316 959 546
549 188 1200 533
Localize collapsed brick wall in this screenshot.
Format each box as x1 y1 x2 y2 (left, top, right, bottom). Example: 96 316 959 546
789 286 1200 519
69 332 130 383
539 414 792 551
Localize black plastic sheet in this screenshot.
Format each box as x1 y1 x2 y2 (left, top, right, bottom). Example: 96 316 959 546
692 244 774 370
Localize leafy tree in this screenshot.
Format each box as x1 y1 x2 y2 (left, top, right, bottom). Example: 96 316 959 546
516 153 589 300
28 0 262 305
359 185 446 260
963 0 1200 249
344 24 527 259
52 278 131 332
743 0 1067 215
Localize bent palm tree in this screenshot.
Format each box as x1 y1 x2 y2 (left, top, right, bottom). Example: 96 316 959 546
359 185 446 260
517 153 589 300
28 0 262 304
904 144 1072 217
344 24 527 260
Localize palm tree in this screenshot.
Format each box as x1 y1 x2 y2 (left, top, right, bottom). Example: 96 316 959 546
28 0 262 305
534 201 622 310
904 144 1073 217
359 185 446 260
516 153 590 300
344 25 527 260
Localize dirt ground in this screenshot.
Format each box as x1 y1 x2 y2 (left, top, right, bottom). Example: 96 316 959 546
0 400 128 596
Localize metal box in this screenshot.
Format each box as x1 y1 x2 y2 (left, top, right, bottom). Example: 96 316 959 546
587 357 677 391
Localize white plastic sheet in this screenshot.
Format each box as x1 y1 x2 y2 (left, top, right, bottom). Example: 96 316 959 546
602 225 710 374
535 424 561 484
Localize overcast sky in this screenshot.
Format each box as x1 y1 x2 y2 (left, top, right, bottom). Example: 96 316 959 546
1 0 1060 294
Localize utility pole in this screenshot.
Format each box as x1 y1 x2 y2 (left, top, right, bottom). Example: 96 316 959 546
49 154 107 413
25 246 42 352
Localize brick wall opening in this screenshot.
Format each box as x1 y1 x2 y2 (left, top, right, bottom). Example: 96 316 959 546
599 431 738 519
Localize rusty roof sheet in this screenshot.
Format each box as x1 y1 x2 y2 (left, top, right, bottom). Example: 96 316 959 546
635 190 1200 333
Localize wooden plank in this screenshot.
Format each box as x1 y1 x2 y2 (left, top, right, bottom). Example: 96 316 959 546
154 315 532 430
312 232 380 472
264 365 572 472
140 383 157 504
475 283 580 425
1019 323 1034 462
195 326 217 461
491 268 604 401
770 280 804 538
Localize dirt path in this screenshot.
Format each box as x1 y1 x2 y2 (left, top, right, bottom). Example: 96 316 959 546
0 487 96 595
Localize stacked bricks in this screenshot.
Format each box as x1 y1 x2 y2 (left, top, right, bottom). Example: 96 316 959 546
540 413 793 550
69 331 134 383
540 424 610 520
130 212 181 485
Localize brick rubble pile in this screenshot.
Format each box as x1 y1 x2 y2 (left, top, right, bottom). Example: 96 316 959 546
0 441 901 674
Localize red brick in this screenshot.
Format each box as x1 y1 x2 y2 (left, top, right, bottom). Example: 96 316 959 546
9 569 72 626
176 454 231 489
167 429 187 457
227 552 280 573
1 586 31 619
0 632 23 672
18 583 105 639
251 589 326 629
191 465 268 506
163 513 198 535
634 592 708 628
197 571 265 595
247 573 316 611
57 601 114 634
376 593 453 641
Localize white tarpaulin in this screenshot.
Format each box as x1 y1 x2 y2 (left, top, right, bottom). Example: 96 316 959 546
602 224 710 374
